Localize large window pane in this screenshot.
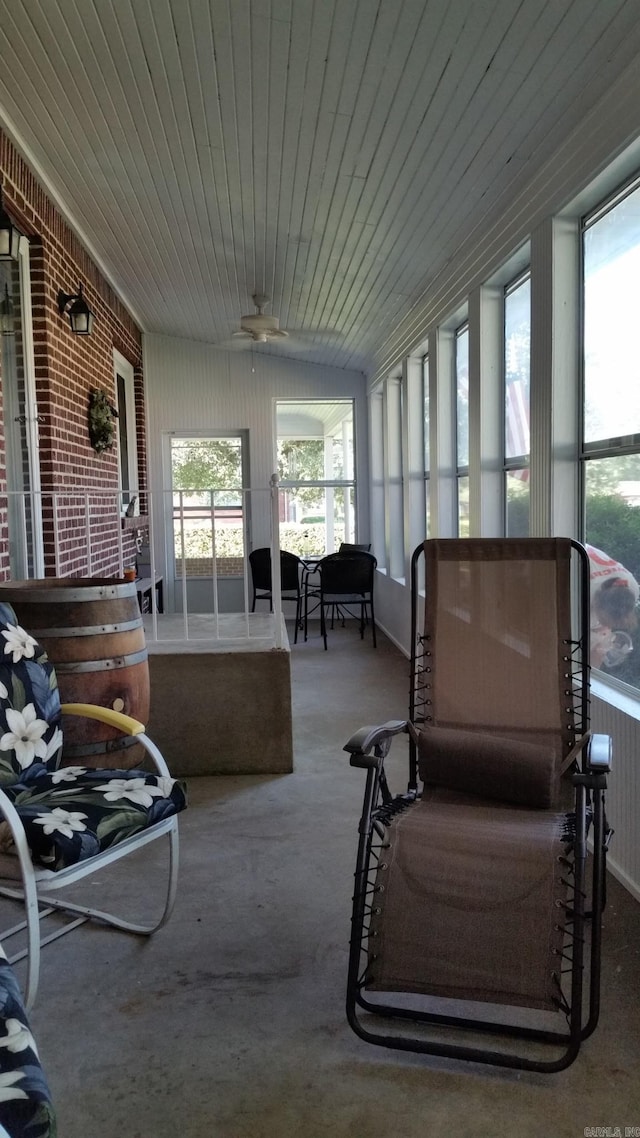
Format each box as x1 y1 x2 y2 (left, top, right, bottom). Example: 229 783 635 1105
504 274 531 537
506 469 530 536
457 474 469 537
455 327 469 539
116 372 131 501
584 455 640 683
583 181 640 690
584 183 640 443
114 354 139 517
455 326 469 468
276 399 355 556
424 355 430 538
171 436 245 578
504 277 531 459
423 356 430 472
279 486 355 557
278 437 348 482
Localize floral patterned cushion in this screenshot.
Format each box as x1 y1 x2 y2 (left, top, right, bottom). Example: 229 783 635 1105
0 945 56 1137
2 766 187 872
0 604 63 788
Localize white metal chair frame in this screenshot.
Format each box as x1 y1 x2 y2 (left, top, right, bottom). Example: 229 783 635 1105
0 703 180 1011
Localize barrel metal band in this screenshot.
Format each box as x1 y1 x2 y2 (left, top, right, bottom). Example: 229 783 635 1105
55 648 148 673
61 734 139 758
30 618 142 638
1 584 136 603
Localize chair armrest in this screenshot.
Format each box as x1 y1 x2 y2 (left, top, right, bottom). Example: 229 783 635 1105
344 720 407 767
587 732 612 773
61 702 145 736
60 702 173 779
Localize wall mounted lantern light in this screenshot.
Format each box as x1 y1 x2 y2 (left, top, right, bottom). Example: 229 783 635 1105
57 283 95 335
0 190 20 261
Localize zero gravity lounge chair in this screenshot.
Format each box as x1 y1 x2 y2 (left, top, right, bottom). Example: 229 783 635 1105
344 539 612 1071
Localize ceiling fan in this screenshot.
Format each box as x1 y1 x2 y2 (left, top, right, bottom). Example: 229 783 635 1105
232 293 289 343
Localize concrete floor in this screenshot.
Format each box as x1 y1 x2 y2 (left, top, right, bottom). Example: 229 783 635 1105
6 621 640 1137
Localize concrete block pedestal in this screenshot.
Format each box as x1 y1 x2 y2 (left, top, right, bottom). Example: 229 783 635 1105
145 614 293 776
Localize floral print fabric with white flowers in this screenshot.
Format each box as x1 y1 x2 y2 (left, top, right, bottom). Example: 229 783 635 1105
2 765 186 870
0 604 63 786
0 602 186 871
1 624 39 666
0 945 56 1137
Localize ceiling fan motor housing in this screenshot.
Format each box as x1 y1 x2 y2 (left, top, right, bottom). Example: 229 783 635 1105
238 310 288 341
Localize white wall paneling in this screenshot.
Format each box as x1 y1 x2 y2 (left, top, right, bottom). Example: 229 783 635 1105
591 690 640 903
143 335 367 610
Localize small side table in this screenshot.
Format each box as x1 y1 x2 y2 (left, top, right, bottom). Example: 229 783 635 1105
136 574 164 614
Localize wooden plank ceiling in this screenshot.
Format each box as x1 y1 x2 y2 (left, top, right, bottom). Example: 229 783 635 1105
0 0 639 376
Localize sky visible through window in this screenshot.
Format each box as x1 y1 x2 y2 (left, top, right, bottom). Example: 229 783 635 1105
584 190 640 443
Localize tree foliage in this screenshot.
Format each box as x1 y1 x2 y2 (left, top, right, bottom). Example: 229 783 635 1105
586 493 640 579
277 440 325 481
583 493 640 685
278 439 342 515
171 440 242 493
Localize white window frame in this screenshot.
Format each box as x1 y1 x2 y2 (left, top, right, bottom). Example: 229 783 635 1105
113 349 139 516
369 388 385 569
503 271 531 536
275 398 357 555
423 354 431 538
455 322 469 536
384 375 404 579
3 237 44 576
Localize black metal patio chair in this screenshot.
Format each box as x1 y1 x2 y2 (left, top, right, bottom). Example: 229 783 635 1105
309 550 377 649
249 548 304 643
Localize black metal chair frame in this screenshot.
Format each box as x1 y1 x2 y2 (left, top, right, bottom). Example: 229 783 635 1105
249 548 303 643
344 539 611 1072
307 551 377 649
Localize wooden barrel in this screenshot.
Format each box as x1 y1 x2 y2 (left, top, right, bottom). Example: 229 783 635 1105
0 578 149 769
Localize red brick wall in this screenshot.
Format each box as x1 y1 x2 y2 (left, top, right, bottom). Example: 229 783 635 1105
0 128 146 580
0 342 5 575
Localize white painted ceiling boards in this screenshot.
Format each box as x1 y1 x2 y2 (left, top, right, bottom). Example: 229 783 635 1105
1 0 639 377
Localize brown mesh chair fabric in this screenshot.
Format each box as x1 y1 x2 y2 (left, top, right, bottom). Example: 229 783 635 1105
417 538 574 755
367 538 579 1011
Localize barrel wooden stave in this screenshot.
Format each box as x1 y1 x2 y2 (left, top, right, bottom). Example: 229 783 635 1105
0 579 149 769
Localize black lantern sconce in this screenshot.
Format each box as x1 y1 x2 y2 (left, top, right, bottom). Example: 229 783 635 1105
57 283 95 335
0 189 20 262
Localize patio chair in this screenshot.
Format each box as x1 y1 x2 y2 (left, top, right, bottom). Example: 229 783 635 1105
309 551 377 650
0 601 187 1011
344 538 612 1071
338 542 372 553
249 548 303 643
0 944 56 1137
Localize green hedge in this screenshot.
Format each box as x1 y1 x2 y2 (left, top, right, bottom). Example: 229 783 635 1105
175 522 344 560
586 494 640 582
